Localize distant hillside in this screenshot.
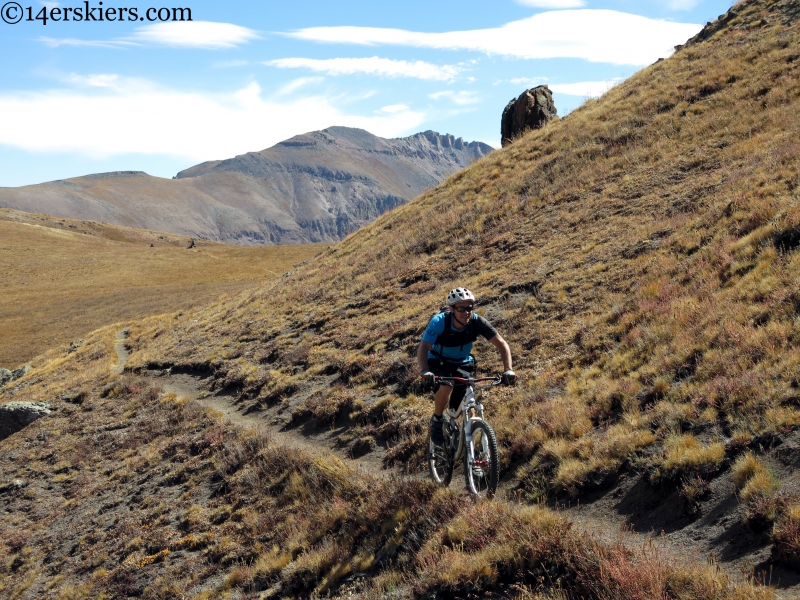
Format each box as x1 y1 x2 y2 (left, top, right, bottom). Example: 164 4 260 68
3 1 799 598
0 128 492 245
0 208 322 366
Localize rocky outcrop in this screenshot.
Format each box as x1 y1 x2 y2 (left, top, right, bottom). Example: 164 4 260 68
501 85 558 147
0 402 50 441
0 128 493 245
677 0 799 53
0 365 31 388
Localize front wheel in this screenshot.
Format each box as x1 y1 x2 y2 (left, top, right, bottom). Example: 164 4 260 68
464 420 499 498
428 432 454 487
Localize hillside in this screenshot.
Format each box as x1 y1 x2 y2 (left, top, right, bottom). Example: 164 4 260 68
0 208 322 366
2 0 800 598
0 128 491 245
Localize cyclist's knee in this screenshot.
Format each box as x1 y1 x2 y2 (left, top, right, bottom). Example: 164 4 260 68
434 386 451 402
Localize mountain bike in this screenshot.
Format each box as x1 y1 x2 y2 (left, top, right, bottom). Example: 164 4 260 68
428 375 501 498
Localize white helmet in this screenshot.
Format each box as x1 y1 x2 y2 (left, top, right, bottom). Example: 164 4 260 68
447 287 476 306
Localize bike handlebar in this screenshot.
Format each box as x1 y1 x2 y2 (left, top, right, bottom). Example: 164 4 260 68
433 375 502 385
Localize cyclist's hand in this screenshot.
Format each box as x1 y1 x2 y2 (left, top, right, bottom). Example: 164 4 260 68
501 370 516 386
421 371 435 384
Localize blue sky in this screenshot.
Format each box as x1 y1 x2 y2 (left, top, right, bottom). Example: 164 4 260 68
0 0 734 187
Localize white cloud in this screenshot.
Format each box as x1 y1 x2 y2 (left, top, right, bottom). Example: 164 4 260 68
0 79 425 161
129 21 259 49
381 104 409 113
275 77 325 95
265 56 462 82
509 77 549 87
213 59 250 68
66 73 120 88
429 90 481 105
38 21 259 50
549 78 624 96
37 36 132 49
664 0 700 9
514 0 585 8
287 10 702 65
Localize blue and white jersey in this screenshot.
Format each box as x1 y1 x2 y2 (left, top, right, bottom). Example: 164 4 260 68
422 311 497 364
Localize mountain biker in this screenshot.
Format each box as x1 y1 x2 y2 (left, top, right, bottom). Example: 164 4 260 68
417 287 515 445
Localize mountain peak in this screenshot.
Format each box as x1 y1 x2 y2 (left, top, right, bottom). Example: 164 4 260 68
0 127 492 245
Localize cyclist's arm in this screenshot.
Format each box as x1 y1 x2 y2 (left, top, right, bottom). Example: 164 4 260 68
488 334 513 372
417 341 433 373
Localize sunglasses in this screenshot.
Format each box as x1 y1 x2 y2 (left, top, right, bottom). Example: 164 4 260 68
453 305 474 314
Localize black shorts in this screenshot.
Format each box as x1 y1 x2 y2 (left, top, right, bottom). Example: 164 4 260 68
429 359 475 410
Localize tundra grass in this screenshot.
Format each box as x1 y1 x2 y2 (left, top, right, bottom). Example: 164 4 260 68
0 209 323 367
0 361 774 598
3 0 800 596
126 0 800 490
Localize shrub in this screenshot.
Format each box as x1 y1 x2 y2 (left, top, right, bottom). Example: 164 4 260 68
732 452 781 527
732 451 763 489
653 433 725 484
772 504 800 566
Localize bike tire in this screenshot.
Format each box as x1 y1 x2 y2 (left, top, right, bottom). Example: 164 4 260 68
428 432 454 487
464 420 499 498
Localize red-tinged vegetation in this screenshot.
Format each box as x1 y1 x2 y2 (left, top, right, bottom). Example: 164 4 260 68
0 360 776 598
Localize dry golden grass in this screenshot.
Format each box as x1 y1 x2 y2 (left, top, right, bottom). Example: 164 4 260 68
0 209 323 366
3 0 800 597
733 452 770 490
117 0 800 502
773 503 800 565
106 0 800 552
0 365 774 598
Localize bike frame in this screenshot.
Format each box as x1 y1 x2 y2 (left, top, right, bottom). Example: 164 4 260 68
435 375 499 465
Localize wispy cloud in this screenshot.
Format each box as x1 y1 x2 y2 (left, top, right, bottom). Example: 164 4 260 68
381 104 409 113
509 77 549 87
549 78 624 96
664 0 701 9
37 36 133 49
514 0 586 8
0 79 425 160
66 73 120 88
212 59 250 69
286 10 702 65
429 90 480 105
275 76 325 95
38 20 259 50
265 56 462 82
128 21 259 49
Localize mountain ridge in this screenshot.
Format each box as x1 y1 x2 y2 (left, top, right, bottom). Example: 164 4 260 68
0 127 492 245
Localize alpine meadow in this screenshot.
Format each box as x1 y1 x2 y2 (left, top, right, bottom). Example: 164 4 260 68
3 0 800 598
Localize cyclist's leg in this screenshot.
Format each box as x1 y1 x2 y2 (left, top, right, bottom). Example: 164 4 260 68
429 362 455 445
434 385 452 417
449 362 474 410
429 361 455 417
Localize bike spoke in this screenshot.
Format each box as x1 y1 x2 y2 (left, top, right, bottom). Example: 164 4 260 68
463 420 499 499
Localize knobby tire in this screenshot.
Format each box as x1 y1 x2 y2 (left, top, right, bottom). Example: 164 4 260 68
428 431 454 487
464 420 499 498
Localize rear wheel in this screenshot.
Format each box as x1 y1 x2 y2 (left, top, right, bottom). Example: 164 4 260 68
428 431 454 486
464 420 499 498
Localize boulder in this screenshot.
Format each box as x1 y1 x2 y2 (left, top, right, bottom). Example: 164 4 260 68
501 85 558 147
0 369 11 387
11 365 32 380
0 402 51 441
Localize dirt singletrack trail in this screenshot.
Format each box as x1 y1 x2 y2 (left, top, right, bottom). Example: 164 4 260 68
113 328 393 480
111 327 129 375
